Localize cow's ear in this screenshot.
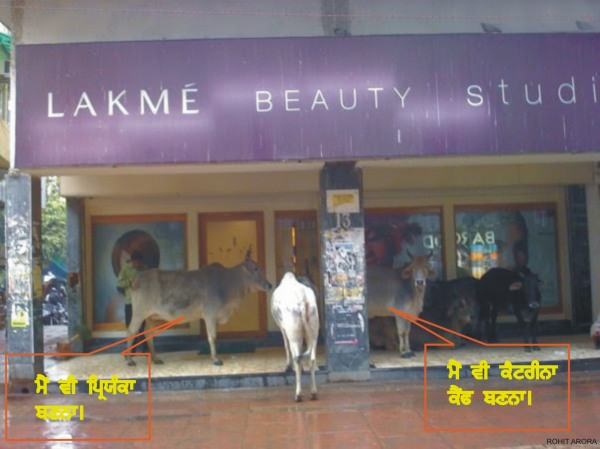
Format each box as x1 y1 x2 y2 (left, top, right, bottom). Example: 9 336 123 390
509 281 523 291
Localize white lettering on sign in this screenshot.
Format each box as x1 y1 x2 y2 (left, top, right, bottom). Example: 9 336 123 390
182 84 200 114
456 231 496 245
108 90 129 116
47 87 203 118
140 89 169 115
73 92 97 117
256 90 273 112
465 75 594 108
44 75 600 121
47 93 64 118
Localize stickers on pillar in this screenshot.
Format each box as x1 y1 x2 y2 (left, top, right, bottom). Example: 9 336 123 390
10 303 30 328
323 228 365 303
326 189 360 214
329 303 365 345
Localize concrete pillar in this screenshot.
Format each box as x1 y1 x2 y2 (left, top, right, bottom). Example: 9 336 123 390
66 198 85 352
586 183 600 320
5 170 43 391
319 162 370 381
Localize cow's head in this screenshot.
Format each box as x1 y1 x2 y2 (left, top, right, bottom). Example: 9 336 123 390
241 247 273 291
447 297 473 330
401 250 435 291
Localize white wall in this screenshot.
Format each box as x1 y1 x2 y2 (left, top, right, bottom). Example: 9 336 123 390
2 0 600 45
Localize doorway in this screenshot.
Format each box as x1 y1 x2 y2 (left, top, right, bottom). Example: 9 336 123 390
198 212 267 337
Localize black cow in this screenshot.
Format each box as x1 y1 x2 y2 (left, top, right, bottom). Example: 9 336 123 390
476 267 542 350
415 277 478 346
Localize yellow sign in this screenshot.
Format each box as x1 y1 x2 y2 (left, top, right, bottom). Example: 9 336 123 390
11 304 30 328
326 189 360 214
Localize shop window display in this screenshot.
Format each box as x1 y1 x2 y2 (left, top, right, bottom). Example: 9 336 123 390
365 208 444 279
455 205 560 310
91 215 186 329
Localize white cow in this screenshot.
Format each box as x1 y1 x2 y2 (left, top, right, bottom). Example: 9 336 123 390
271 272 319 402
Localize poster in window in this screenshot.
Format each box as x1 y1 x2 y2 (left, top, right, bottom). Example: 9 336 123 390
365 209 443 279
455 206 560 309
92 216 186 328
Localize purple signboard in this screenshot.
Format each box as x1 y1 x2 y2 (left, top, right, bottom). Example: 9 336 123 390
15 34 600 168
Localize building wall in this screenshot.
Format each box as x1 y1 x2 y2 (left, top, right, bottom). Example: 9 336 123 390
3 0 600 45
75 162 591 338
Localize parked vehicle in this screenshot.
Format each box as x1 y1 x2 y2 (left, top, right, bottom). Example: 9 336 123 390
43 274 68 325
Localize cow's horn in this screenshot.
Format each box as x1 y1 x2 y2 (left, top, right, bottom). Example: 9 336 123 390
427 250 434 259
407 250 413 260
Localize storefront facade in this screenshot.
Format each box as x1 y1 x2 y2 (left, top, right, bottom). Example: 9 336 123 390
3 0 600 386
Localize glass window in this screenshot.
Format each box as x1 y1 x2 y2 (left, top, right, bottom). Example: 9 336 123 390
365 208 444 279
455 205 560 309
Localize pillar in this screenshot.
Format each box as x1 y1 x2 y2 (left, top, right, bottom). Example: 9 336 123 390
565 186 592 329
66 198 85 352
586 183 600 320
5 170 43 390
319 162 370 381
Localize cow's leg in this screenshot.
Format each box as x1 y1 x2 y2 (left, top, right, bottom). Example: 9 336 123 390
281 330 293 373
530 311 540 351
289 338 303 402
204 318 222 366
395 317 413 358
403 322 414 358
513 308 530 351
477 303 489 342
309 345 318 401
125 314 146 367
145 318 164 364
394 316 405 355
306 327 319 400
489 306 499 343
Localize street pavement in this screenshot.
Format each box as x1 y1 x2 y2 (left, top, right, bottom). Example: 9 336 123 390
0 372 598 449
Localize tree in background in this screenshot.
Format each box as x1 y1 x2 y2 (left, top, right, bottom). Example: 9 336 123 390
42 177 66 270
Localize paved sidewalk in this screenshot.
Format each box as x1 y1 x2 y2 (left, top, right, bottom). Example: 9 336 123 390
1 372 598 449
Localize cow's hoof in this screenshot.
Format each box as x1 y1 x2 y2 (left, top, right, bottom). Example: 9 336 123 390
532 346 541 351
295 395 303 403
310 393 318 401
213 359 223 366
153 358 164 365
127 359 136 367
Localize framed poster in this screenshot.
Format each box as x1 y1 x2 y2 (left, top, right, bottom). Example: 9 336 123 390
91 214 187 330
454 204 561 311
365 208 444 279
